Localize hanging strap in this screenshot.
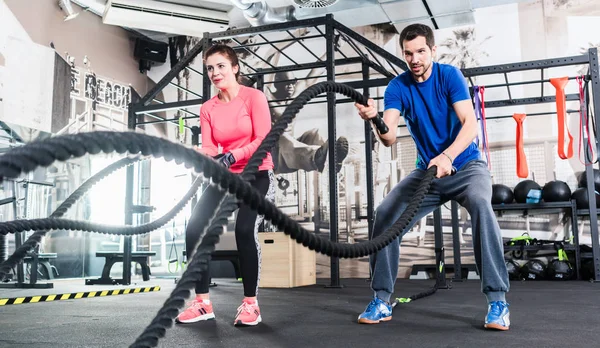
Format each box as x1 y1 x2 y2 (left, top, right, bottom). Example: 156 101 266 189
479 86 491 169
576 75 594 165
473 86 491 169
513 113 529 178
473 86 481 148
550 77 574 160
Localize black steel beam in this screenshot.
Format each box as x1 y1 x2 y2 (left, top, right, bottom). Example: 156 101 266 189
365 59 395 78
237 34 324 50
258 33 298 66
250 57 364 76
325 15 341 288
232 38 277 69
339 32 370 63
169 82 203 98
134 98 204 114
470 76 584 90
345 77 393 90
136 115 198 126
286 30 322 62
421 0 439 29
123 105 136 286
138 39 206 106
185 66 203 76
483 109 579 120
587 47 600 281
150 99 199 119
208 16 329 40
462 54 589 77
268 95 383 108
362 62 375 281
203 34 213 102
483 94 580 108
334 21 409 72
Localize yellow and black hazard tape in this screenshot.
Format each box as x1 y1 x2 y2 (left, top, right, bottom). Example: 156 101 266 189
0 286 161 306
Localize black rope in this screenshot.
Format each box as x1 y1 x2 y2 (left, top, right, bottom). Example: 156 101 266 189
0 81 438 347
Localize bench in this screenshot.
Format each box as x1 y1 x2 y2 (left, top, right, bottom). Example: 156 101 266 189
23 253 58 280
86 251 156 285
181 232 241 284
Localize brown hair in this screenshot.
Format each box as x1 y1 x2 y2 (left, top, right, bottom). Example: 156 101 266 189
399 24 435 50
203 44 240 80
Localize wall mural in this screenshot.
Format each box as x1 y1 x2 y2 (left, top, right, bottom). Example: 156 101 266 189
437 27 493 70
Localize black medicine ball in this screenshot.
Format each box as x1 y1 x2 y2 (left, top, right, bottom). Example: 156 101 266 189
513 180 542 203
547 259 574 280
571 187 600 209
492 184 514 204
505 259 521 280
520 259 547 280
577 169 600 192
542 180 572 202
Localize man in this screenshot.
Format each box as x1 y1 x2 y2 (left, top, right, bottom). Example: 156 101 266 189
354 24 510 331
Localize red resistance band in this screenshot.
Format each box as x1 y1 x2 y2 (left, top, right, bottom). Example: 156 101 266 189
513 113 529 178
550 77 574 160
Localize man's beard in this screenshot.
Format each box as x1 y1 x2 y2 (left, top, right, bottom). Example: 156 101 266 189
411 61 432 78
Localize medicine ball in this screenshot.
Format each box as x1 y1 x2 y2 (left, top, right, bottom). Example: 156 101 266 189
542 180 572 202
577 169 600 192
520 259 547 280
492 184 514 204
571 187 600 209
513 180 542 203
547 259 574 280
505 259 521 280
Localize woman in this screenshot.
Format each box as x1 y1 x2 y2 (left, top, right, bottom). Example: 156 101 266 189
176 44 275 327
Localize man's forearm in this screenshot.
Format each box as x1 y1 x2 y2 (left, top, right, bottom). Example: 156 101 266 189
443 119 479 161
370 119 397 147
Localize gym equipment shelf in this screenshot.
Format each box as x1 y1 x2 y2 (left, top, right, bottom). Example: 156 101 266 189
493 200 582 280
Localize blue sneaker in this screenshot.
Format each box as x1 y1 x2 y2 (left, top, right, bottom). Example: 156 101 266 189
484 301 510 330
358 297 393 324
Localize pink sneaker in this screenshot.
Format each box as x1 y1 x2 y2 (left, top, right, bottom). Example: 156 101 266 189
234 299 262 326
176 299 215 324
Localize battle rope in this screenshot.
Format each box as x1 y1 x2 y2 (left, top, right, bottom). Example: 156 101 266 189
0 81 437 347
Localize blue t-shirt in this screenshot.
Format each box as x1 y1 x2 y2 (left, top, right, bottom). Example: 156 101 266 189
384 62 480 170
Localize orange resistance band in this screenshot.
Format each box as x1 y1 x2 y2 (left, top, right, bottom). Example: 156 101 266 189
550 77 574 159
513 113 529 178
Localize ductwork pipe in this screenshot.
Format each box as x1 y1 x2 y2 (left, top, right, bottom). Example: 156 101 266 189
229 0 296 26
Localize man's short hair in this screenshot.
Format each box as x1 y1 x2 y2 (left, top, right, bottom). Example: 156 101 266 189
399 24 435 49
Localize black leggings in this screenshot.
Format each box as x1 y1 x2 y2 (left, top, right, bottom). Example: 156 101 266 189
185 170 274 297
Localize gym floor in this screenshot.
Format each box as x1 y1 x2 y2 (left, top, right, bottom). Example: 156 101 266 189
0 277 597 348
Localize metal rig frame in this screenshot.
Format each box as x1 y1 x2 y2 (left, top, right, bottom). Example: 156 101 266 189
125 14 407 287
122 13 600 286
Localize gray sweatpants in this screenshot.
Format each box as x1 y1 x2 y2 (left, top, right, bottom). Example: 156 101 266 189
370 159 509 304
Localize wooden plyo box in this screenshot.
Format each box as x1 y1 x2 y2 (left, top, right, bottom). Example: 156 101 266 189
258 232 316 288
